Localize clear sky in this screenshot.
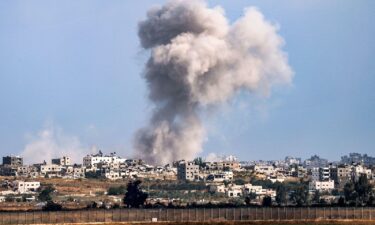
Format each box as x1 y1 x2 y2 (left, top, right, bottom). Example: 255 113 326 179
0 0 374 162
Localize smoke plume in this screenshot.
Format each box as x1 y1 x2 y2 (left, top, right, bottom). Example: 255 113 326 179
20 123 90 164
135 0 293 165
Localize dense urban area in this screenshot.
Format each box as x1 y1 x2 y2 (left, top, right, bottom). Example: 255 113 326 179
0 152 374 211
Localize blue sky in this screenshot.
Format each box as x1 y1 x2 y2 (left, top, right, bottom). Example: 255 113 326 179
0 0 374 162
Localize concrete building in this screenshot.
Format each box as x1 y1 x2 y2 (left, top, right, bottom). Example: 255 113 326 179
304 155 328 169
206 171 233 182
13 181 40 194
285 156 301 165
83 152 125 167
3 156 23 166
311 167 320 181
309 180 334 191
40 164 63 176
319 167 330 181
254 165 276 176
341 153 375 166
330 165 352 186
177 161 199 181
205 161 241 171
52 156 71 166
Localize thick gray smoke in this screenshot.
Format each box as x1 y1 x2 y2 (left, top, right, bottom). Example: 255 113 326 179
135 0 293 165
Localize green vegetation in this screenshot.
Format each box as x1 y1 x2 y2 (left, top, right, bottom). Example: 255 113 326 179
38 185 55 202
107 185 126 195
343 174 374 206
123 180 148 208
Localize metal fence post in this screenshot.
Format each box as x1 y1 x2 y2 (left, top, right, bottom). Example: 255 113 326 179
263 207 265 220
277 207 280 221
353 207 355 219
330 207 332 219
370 207 372 220
255 208 257 220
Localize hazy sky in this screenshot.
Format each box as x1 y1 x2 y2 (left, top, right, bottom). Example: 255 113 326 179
0 0 374 163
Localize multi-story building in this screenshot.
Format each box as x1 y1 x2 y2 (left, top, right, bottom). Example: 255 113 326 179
83 152 125 168
285 156 301 166
52 156 71 166
177 161 199 181
352 164 372 181
330 164 352 186
310 167 320 181
341 153 375 166
3 156 23 166
13 181 40 194
253 165 276 176
0 156 23 176
205 161 241 171
40 164 63 176
319 167 330 181
309 180 334 191
304 155 328 169
206 171 233 182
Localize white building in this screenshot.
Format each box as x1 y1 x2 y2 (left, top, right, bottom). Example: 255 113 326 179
40 164 63 175
83 152 125 167
309 180 334 191
13 181 40 194
243 184 263 195
206 171 233 182
254 165 276 176
213 183 276 198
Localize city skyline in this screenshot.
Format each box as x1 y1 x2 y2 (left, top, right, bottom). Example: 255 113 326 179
0 0 374 162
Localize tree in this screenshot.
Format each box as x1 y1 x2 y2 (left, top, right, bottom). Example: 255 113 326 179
123 180 148 208
38 185 55 202
276 184 288 206
312 191 321 204
344 174 373 206
245 192 257 205
234 179 245 185
368 195 375 206
290 184 309 206
262 196 272 207
43 201 62 211
355 174 372 204
85 171 101 179
338 196 346 207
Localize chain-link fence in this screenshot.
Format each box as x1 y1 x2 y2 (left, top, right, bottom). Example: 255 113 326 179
0 207 374 224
